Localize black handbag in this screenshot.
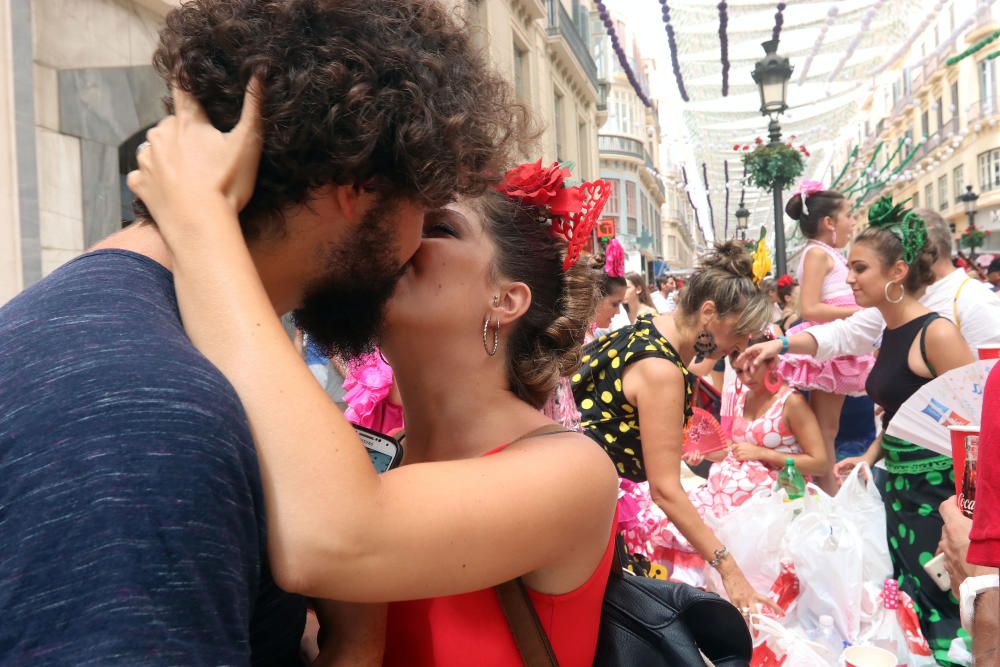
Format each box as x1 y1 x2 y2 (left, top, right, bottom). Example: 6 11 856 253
497 536 753 667
593 563 753 666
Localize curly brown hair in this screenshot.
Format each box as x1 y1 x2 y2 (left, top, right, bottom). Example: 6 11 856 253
138 0 532 239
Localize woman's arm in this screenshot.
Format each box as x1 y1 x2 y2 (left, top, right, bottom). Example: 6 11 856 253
128 85 620 603
798 248 857 323
624 358 777 613
737 332 819 372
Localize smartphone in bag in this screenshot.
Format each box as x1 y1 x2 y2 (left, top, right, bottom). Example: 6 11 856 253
353 424 404 473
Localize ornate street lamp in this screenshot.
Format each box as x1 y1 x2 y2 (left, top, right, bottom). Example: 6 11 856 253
958 185 981 260
752 39 793 276
735 195 750 241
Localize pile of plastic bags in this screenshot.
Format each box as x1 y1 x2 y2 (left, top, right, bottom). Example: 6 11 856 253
704 464 937 666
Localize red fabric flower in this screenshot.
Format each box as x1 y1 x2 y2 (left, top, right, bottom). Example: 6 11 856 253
777 274 795 289
495 159 569 207
733 144 741 151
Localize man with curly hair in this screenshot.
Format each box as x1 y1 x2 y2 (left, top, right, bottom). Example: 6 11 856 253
0 1 528 664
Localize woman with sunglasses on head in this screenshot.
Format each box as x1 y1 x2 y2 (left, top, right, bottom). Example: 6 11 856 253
572 243 778 619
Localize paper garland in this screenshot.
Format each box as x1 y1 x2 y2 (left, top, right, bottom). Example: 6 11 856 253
682 166 705 241
947 29 1000 67
703 161 715 234
724 159 731 239
659 0 690 102
771 2 786 44
797 7 838 85
719 2 730 97
827 0 890 83
596 1 653 108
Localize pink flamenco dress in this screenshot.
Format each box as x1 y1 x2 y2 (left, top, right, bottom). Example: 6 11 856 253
777 240 874 395
617 385 805 586
342 350 404 435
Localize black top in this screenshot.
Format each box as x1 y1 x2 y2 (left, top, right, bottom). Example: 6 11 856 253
572 314 695 482
865 312 939 430
0 250 305 665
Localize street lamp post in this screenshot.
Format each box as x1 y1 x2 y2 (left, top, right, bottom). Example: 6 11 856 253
958 185 980 260
752 38 793 277
735 194 750 241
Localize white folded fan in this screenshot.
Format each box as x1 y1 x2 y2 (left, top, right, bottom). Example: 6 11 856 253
886 359 997 457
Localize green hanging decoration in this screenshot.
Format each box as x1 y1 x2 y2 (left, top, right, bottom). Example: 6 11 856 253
830 145 858 189
946 29 1000 66
849 142 923 209
988 50 1000 62
842 141 884 195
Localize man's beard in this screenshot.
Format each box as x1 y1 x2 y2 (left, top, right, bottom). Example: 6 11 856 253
292 197 404 360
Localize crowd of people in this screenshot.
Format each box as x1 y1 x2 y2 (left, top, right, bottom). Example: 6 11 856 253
2 1 1000 666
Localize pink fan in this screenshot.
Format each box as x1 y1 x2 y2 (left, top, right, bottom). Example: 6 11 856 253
683 407 727 455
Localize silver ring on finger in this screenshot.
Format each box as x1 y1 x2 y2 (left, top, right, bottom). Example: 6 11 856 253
135 141 151 160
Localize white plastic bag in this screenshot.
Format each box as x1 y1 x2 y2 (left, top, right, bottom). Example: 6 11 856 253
751 615 837 667
705 487 796 594
833 463 893 583
783 492 864 642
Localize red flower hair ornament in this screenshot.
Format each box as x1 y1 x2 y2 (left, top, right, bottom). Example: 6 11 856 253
776 274 795 289
494 160 612 271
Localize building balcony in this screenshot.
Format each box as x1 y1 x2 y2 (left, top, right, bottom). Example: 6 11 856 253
546 0 599 96
967 98 1000 125
599 134 644 160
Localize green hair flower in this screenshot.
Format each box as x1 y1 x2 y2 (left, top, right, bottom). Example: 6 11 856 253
867 195 927 265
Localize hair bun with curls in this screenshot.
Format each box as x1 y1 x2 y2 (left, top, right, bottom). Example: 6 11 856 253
699 241 754 280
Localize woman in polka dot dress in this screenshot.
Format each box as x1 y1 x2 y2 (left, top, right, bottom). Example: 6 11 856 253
573 243 779 619
619 331 829 584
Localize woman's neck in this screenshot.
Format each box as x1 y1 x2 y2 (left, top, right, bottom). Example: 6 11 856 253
652 311 697 362
878 295 929 329
390 353 548 463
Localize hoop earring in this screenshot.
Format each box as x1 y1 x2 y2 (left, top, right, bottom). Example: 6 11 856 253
693 330 717 363
883 281 905 304
764 369 782 394
482 315 500 357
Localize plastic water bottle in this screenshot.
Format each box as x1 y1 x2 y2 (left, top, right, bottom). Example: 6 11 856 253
778 457 806 500
810 615 842 660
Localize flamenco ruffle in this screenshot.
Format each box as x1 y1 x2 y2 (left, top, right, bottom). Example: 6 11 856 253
776 321 874 396
342 351 404 434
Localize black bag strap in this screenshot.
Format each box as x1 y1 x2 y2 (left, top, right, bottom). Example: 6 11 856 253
918 313 941 379
495 578 560 667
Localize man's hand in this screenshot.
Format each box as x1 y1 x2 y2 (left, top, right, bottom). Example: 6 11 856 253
939 496 992 597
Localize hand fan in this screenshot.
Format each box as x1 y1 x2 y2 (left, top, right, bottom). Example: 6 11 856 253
886 359 996 456
683 406 727 455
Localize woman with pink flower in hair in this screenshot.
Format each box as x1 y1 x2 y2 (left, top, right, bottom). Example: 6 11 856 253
777 182 874 492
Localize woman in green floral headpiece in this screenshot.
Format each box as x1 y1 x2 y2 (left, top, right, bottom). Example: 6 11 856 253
835 196 974 664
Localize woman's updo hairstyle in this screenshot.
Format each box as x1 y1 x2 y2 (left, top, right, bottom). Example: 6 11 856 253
477 190 601 408
785 190 846 239
591 255 627 297
854 199 937 295
676 242 773 336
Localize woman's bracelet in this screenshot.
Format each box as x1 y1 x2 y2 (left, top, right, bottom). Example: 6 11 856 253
709 546 729 569
778 336 790 355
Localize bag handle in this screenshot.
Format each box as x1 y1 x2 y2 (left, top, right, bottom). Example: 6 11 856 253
495 579 560 667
